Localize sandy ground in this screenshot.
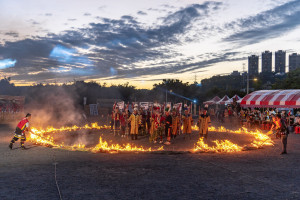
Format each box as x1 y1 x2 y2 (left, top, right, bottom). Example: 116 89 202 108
1 121 300 200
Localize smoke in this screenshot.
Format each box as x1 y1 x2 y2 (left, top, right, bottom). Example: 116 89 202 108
25 85 85 128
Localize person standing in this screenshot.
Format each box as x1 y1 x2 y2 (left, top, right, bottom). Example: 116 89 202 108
151 109 165 143
198 108 211 139
128 108 140 140
9 113 32 150
164 109 172 145
113 107 121 135
120 111 127 138
171 109 180 139
182 109 193 139
271 114 289 154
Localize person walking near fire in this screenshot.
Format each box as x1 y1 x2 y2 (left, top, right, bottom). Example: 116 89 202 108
9 113 32 150
198 108 211 139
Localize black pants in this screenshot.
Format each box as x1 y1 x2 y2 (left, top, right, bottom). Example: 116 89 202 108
10 133 26 147
131 134 137 140
281 134 288 153
165 127 171 137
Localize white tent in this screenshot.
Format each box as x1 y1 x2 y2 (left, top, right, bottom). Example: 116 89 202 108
225 95 242 104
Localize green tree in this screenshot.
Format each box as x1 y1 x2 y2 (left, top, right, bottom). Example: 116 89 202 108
273 68 300 89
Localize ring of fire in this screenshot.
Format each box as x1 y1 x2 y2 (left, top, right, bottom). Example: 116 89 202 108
29 123 274 154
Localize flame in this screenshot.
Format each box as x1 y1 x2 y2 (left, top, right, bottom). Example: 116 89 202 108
29 123 273 154
194 137 243 153
29 123 163 153
91 137 153 153
33 122 109 134
193 126 274 153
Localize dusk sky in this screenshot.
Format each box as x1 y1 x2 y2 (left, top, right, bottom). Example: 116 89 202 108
0 0 300 88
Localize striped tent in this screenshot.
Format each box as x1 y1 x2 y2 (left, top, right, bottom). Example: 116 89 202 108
203 96 221 105
225 95 242 104
216 95 230 105
240 90 300 108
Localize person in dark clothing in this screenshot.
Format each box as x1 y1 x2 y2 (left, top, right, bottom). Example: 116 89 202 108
271 114 289 154
164 109 172 145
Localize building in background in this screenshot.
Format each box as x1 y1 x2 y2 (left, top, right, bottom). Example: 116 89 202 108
261 51 272 73
248 55 259 77
289 53 300 72
231 71 240 76
275 50 286 73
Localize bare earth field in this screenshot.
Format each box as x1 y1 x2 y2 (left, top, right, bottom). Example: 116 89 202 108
1 122 300 200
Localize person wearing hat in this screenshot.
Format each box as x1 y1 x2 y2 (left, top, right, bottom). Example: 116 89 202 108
128 108 141 140
198 108 211 139
182 109 193 139
9 113 32 150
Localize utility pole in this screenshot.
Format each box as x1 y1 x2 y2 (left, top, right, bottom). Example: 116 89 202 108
247 71 249 94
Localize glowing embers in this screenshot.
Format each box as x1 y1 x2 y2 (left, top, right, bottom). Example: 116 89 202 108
193 127 274 153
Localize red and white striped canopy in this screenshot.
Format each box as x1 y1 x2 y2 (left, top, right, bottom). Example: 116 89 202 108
225 95 242 104
216 95 230 105
203 96 221 105
240 90 300 108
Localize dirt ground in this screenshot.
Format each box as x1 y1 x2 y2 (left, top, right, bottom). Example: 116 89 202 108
1 120 300 200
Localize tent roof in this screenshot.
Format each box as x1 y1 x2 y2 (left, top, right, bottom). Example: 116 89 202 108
240 90 300 108
216 95 230 104
203 96 221 105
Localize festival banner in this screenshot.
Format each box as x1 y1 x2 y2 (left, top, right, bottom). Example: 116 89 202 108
166 102 172 109
89 104 99 116
117 101 125 110
139 102 149 110
148 102 154 108
173 103 183 113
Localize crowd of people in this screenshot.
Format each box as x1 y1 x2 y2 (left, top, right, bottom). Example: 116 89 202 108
207 105 300 154
109 104 211 145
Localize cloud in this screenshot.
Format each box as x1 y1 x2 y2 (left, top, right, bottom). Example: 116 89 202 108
68 18 77 21
224 0 300 45
84 12 91 16
98 5 106 10
0 2 226 83
137 11 147 15
45 13 52 16
0 59 17 69
4 32 19 38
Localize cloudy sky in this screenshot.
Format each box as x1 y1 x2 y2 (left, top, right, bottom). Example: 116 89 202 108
0 0 300 88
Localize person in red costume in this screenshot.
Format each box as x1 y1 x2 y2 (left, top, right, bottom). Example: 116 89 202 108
9 113 32 150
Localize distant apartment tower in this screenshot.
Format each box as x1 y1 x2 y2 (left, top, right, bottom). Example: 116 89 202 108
275 50 286 73
261 50 272 73
231 71 240 76
289 53 300 71
248 55 259 77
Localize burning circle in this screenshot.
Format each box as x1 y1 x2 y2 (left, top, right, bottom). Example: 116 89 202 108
29 123 274 153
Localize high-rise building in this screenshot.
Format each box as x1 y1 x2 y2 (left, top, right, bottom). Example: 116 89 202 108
275 50 286 73
248 55 259 77
289 53 300 72
261 51 272 73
